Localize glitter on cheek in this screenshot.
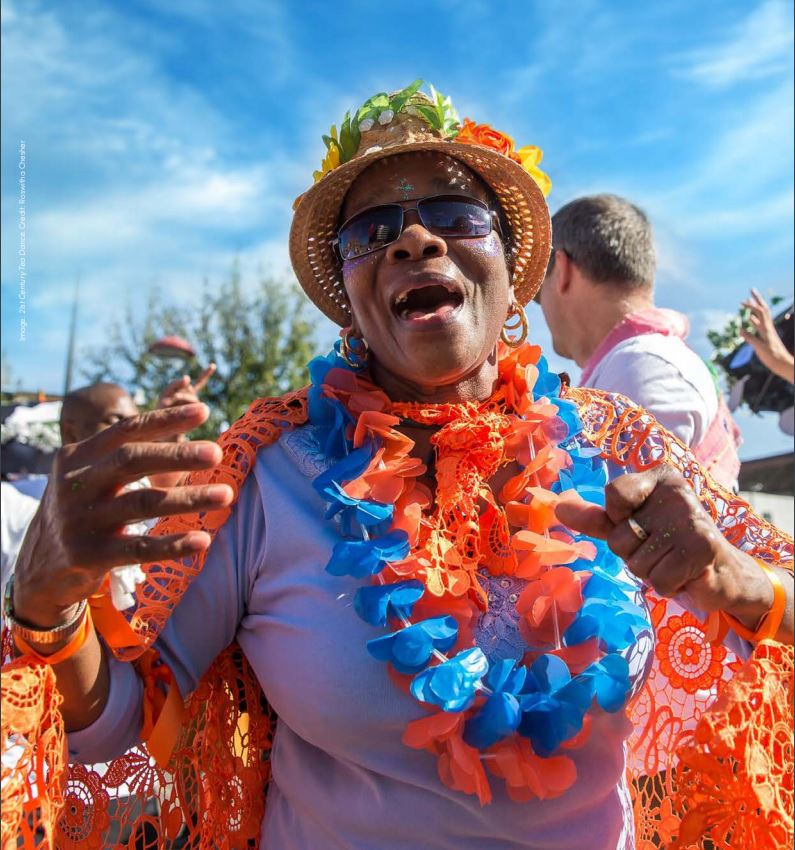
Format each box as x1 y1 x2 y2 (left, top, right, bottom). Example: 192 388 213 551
342 253 377 272
469 233 503 257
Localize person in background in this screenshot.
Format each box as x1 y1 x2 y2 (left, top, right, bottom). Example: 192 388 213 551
1 483 39 624
60 369 215 488
740 288 795 385
59 382 139 443
536 193 741 490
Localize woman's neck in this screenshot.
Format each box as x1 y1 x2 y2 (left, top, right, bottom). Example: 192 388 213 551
369 350 501 404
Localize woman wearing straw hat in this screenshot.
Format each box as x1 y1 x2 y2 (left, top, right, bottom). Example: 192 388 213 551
3 82 793 850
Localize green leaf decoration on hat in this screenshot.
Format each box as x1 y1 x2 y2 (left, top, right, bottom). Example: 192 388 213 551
313 80 463 183
386 79 423 117
427 84 461 137
338 111 361 163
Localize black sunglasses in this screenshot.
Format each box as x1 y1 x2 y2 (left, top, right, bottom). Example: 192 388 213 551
333 194 500 261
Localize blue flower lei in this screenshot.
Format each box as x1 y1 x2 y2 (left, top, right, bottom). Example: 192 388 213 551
307 342 651 765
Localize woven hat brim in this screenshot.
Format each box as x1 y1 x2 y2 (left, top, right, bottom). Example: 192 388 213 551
289 139 552 326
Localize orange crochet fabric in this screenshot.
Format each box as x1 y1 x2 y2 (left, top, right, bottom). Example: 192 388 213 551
2 383 792 849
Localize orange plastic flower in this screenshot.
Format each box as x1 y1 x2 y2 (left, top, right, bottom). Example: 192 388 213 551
505 487 580 535
353 410 414 460
511 529 595 579
456 117 516 157
343 448 425 504
516 567 589 647
404 709 493 805
655 613 727 695
541 637 602 676
487 736 577 802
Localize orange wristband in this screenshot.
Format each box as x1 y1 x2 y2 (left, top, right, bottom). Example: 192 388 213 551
722 560 787 643
13 606 93 665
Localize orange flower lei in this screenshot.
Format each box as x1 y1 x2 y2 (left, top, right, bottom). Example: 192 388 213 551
308 341 652 805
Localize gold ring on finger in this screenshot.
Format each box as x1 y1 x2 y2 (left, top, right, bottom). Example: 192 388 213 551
627 516 649 543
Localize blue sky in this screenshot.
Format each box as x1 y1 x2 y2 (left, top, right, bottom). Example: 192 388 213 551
1 0 793 458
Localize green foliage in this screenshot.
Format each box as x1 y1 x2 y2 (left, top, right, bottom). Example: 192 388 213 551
82 264 319 439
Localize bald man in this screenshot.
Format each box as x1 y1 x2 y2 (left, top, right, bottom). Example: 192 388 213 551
60 382 139 445
61 368 215 487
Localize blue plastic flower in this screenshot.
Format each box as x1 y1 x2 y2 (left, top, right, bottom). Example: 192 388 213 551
463 659 528 749
368 616 459 674
313 446 394 529
306 349 356 458
553 398 583 441
576 654 631 713
308 390 351 459
325 530 410 578
410 647 489 711
517 655 593 756
563 593 649 653
353 580 425 627
532 356 562 400
569 537 624 577
308 346 348 382
554 450 607 506
313 445 374 501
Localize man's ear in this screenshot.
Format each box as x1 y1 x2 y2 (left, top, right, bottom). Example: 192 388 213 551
60 420 76 445
553 249 573 295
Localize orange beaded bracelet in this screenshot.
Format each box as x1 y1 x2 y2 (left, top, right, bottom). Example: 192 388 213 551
722 560 787 643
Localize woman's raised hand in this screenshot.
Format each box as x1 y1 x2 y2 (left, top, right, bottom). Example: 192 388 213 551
11 402 234 629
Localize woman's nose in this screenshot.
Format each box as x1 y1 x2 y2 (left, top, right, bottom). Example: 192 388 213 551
385 210 447 263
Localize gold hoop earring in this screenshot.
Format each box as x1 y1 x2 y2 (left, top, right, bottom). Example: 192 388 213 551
339 327 370 368
500 302 528 348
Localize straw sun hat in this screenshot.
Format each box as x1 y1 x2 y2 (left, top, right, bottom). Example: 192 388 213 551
289 80 553 327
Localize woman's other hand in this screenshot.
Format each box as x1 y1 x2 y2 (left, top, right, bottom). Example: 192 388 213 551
11 402 233 629
740 289 794 384
555 468 793 643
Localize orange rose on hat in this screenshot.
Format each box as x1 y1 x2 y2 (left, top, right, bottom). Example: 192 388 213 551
456 118 516 157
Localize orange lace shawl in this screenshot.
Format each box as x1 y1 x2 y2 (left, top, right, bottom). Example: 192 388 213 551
1 386 792 850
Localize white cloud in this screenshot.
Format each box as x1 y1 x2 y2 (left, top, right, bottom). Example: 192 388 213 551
0 1 311 391
676 0 794 89
634 78 793 247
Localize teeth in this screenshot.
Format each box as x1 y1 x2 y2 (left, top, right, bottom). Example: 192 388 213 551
394 283 457 308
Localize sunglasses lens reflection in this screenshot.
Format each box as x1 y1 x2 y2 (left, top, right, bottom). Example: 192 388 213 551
419 198 492 237
339 207 402 260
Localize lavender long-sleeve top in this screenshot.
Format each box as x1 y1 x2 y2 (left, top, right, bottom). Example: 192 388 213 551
68 424 739 850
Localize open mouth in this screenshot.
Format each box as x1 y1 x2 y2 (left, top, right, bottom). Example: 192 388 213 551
392 282 465 323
